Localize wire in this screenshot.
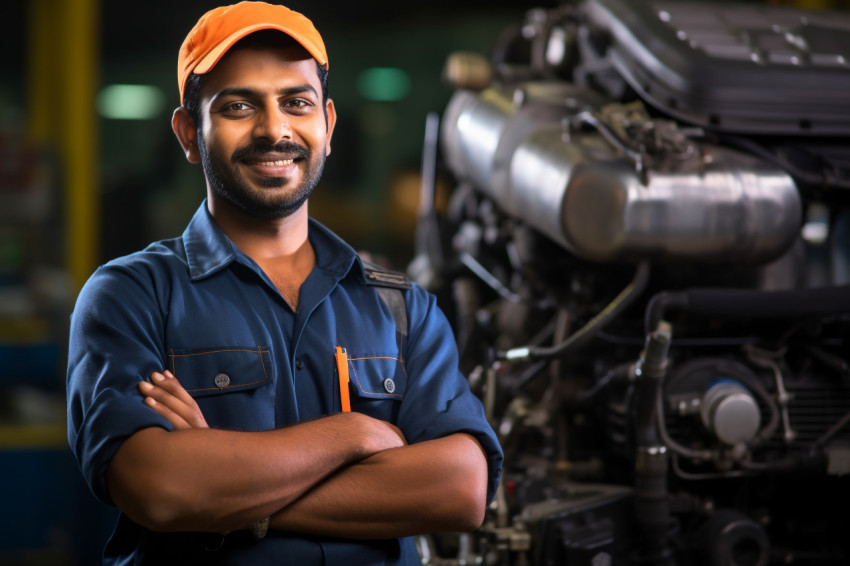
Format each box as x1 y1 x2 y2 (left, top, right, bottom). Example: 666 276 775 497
499 261 650 361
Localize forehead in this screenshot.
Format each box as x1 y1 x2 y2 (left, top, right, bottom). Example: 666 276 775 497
200 45 321 100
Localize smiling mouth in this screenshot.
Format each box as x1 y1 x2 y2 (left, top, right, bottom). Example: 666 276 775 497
256 159 295 167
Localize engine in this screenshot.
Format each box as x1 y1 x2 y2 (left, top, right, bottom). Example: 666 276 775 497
409 1 850 565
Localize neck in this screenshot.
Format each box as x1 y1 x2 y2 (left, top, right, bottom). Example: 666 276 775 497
207 197 315 310
207 197 311 261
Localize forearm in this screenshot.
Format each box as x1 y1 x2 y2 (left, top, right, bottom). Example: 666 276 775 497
107 412 403 533
270 433 489 539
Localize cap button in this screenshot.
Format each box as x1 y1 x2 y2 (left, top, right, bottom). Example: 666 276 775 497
214 373 230 389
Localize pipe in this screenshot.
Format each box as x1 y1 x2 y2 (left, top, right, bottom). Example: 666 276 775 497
632 323 675 564
646 284 850 334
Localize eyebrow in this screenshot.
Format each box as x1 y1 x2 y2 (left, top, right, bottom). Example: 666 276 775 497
211 85 319 103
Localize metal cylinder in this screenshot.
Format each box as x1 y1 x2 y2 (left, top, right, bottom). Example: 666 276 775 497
441 84 803 263
700 380 761 446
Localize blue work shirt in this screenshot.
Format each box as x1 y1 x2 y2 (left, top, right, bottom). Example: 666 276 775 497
67 202 503 566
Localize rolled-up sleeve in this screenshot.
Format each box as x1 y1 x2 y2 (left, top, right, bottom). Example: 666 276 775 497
396 286 503 504
67 263 173 504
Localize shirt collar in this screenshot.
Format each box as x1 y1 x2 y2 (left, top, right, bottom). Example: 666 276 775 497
182 201 237 281
181 200 367 284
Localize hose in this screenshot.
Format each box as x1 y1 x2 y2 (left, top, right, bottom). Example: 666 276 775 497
646 285 850 334
500 261 650 361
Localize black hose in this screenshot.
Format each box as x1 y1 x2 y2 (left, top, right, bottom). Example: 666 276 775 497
646 284 850 333
500 261 650 361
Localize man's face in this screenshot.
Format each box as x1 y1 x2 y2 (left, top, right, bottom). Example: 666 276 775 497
196 45 334 219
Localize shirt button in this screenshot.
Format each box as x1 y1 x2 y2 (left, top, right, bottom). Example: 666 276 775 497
214 373 230 389
383 378 396 394
295 360 304 371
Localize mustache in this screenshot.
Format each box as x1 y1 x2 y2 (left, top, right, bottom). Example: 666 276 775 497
231 141 310 163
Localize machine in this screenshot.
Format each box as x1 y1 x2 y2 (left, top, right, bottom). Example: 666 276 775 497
410 1 850 564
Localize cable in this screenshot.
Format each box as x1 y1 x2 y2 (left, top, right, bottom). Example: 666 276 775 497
499 261 650 361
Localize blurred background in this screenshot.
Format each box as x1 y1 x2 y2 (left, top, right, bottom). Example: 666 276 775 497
0 0 847 564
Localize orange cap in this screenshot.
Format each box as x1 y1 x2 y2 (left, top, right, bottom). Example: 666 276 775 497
177 1 328 104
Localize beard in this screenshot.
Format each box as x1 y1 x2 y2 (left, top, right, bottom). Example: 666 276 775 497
198 135 326 220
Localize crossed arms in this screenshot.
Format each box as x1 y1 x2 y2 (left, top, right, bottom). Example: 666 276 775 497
106 370 490 539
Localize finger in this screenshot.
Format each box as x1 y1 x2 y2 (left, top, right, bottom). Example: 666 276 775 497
145 372 209 429
139 379 198 424
161 371 209 428
143 394 192 429
152 371 198 406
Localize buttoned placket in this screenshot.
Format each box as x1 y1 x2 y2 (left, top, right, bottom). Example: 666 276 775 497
289 264 342 418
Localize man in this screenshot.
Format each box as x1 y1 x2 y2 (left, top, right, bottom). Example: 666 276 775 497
66 2 503 564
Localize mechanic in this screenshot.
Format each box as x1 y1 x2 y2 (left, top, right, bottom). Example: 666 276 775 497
66 2 503 564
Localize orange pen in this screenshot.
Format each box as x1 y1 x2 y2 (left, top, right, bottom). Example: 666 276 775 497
335 346 351 412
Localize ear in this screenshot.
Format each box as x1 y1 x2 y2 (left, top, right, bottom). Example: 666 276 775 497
324 98 337 156
172 107 201 164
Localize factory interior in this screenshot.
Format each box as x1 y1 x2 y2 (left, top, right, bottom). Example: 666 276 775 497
2 0 850 564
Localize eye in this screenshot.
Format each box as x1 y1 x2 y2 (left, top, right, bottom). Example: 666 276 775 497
282 98 314 114
214 101 255 117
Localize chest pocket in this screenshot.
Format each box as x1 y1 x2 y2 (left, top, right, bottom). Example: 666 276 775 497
346 353 407 423
167 346 275 431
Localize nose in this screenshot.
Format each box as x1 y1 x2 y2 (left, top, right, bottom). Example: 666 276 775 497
253 105 291 143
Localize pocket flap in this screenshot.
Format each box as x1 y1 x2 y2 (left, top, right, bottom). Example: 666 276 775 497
167 346 272 397
347 355 406 400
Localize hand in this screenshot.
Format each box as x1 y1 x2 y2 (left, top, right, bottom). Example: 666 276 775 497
347 412 407 454
139 370 209 429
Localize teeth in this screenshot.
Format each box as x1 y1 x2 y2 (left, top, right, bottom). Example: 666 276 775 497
258 159 294 167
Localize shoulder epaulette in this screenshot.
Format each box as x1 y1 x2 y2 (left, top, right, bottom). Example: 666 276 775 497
359 258 410 339
362 261 412 290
